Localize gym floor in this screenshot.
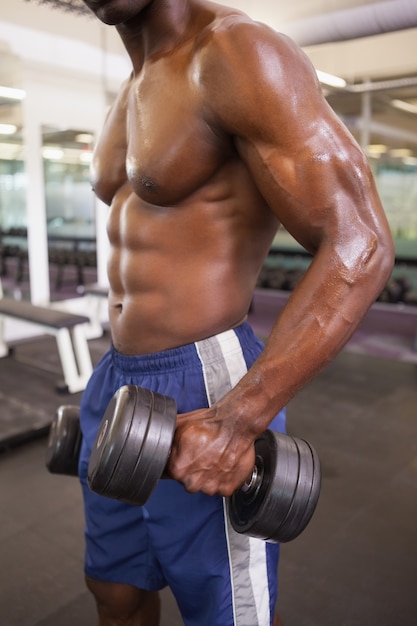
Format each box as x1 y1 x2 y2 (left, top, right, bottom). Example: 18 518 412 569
0 290 416 626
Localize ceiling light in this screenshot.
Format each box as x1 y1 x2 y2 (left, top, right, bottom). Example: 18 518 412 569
0 86 26 101
42 147 64 160
391 99 417 115
0 143 25 160
75 133 94 143
402 156 417 166
367 144 388 156
316 70 346 89
79 151 93 163
389 148 412 158
0 124 17 135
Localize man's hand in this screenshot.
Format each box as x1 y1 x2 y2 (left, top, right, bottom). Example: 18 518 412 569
168 407 256 497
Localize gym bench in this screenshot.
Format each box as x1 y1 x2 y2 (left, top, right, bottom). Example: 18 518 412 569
79 283 109 339
0 297 93 393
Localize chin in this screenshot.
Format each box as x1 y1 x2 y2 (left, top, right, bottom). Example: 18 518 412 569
86 0 142 26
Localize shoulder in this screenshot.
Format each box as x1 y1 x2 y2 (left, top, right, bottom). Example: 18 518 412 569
194 9 320 130
197 8 311 81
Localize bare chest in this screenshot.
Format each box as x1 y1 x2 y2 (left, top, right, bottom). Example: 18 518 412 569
95 58 231 206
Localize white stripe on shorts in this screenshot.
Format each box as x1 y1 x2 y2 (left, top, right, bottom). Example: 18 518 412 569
195 328 271 626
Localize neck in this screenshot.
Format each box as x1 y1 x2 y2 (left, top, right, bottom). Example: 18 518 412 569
117 0 196 70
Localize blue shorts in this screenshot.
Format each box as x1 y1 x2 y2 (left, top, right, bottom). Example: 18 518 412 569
79 322 286 626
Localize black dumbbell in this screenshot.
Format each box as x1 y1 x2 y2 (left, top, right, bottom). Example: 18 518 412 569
45 405 82 476
88 385 321 543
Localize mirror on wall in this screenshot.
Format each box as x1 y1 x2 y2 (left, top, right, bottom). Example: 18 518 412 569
325 75 417 261
42 126 97 301
0 45 28 298
272 73 417 259
269 74 417 302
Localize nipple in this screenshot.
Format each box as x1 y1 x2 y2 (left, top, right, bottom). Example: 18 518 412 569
141 176 157 192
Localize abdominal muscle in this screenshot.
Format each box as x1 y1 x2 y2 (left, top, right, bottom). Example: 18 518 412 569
106 185 276 355
108 266 251 355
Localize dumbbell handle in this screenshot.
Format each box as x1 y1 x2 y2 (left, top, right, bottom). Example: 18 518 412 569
240 455 264 497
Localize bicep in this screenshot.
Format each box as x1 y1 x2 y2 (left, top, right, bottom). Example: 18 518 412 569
204 24 386 255
236 113 380 257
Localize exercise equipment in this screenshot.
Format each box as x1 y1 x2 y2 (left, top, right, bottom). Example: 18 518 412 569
88 385 321 543
45 404 82 476
88 385 176 505
0 297 92 393
227 430 321 543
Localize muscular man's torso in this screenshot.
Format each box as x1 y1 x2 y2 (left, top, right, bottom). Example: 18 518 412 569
92 11 279 354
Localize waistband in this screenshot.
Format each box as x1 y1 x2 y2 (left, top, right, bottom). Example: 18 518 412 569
111 321 258 374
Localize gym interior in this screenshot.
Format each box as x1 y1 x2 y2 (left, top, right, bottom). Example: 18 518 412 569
0 1 416 625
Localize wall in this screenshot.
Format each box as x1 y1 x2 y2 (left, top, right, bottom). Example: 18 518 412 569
0 1 130 303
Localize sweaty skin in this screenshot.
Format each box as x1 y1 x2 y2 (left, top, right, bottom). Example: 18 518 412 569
87 0 394 498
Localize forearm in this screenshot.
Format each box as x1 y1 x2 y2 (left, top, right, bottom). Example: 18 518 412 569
217 233 394 437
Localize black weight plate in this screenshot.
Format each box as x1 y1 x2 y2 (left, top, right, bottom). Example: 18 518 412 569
270 437 315 542
250 433 301 541
290 439 321 539
45 405 81 476
87 385 149 497
88 385 177 506
227 431 294 537
278 438 321 543
95 385 156 502
126 389 177 505
227 430 301 541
